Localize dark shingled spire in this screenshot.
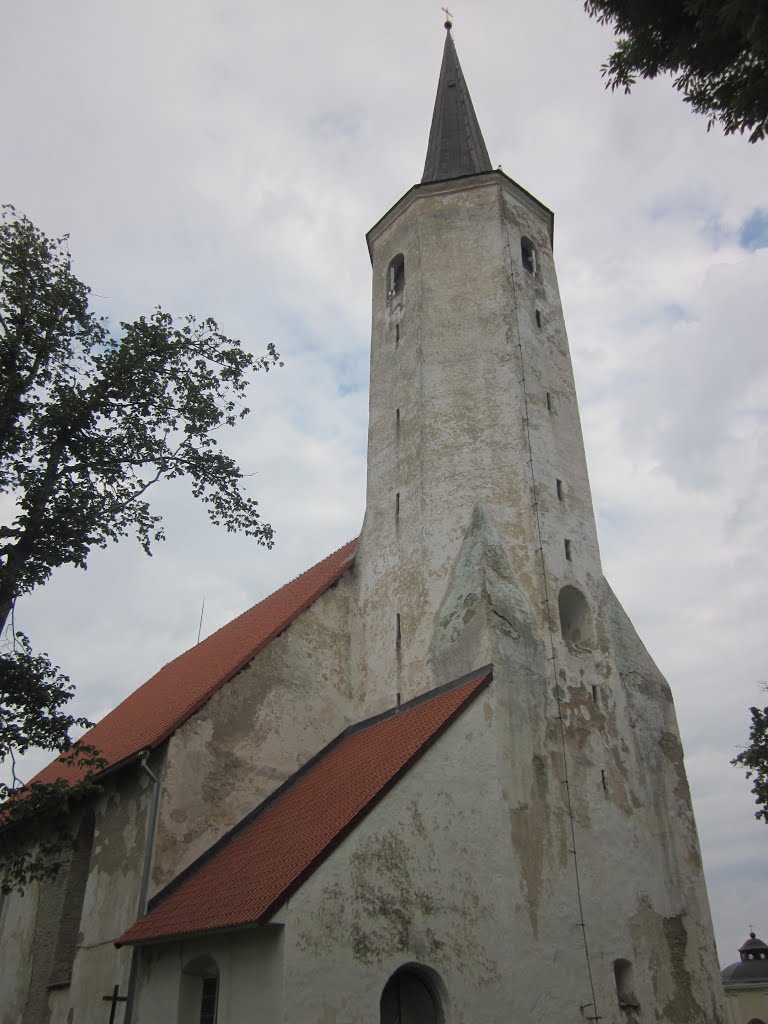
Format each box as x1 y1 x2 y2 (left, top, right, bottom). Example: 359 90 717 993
422 27 492 184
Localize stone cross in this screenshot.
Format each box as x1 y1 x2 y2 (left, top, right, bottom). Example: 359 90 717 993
102 984 127 1024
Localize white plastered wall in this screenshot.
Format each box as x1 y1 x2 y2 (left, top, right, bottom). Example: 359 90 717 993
129 926 284 1024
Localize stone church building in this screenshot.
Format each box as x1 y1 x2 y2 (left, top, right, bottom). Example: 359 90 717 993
0 25 727 1024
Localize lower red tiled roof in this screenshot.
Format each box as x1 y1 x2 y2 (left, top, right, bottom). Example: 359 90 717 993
32 540 358 788
115 668 492 946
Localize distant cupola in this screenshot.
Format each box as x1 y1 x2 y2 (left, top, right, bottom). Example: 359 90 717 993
421 24 492 183
722 929 768 985
740 931 768 962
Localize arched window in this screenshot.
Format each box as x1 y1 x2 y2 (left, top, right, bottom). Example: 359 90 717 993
380 965 443 1024
49 809 95 987
180 955 219 1024
614 958 640 1009
558 585 593 646
521 237 537 275
387 254 405 300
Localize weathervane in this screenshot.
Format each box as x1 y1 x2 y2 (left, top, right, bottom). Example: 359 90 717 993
442 6 453 29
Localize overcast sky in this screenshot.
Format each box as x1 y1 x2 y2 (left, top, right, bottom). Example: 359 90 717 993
2 0 767 968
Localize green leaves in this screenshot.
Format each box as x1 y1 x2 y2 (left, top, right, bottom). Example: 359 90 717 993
583 0 768 142
0 206 281 631
732 694 768 823
0 631 107 895
0 206 281 889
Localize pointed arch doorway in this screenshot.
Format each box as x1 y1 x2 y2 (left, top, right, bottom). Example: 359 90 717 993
380 966 441 1024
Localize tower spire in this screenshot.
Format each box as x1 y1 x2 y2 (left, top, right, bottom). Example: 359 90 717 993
422 24 492 183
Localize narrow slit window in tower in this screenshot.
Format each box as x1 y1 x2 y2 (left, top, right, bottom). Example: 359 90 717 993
396 408 400 434
521 237 537 275
535 309 542 328
546 392 553 412
396 613 402 645
556 478 563 501
395 492 400 518
387 254 405 299
564 539 572 561
395 323 400 345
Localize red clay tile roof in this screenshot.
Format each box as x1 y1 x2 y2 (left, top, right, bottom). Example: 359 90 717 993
33 540 358 788
116 668 491 946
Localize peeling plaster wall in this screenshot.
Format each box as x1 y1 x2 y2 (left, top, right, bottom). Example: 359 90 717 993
0 763 152 1024
46 763 155 1024
284 675 725 1023
0 882 40 1024
153 573 354 889
281 686 656 1022
283 689 515 1024
424 508 726 1020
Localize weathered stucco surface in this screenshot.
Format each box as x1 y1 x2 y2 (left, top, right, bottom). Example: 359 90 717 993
282 669 722 1023
153 572 354 890
0 880 40 1024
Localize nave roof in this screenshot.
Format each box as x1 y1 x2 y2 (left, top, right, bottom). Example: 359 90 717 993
116 668 492 946
33 539 358 788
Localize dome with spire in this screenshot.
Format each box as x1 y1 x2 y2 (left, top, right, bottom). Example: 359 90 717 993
722 930 768 984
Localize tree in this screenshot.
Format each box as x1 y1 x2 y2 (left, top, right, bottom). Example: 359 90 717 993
583 0 768 142
0 205 281 890
732 689 768 823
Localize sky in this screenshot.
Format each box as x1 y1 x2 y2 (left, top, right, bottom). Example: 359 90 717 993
1 0 767 969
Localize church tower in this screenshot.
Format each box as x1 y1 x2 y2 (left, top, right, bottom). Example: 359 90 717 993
354 22 727 1021
355 24 602 708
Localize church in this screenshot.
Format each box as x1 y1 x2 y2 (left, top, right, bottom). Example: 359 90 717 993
0 23 728 1024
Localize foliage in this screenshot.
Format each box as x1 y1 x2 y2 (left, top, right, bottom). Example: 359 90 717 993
584 0 768 142
0 630 107 893
732 691 768 823
0 205 281 889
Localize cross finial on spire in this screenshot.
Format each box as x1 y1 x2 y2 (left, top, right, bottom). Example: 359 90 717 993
422 20 492 183
442 6 453 29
